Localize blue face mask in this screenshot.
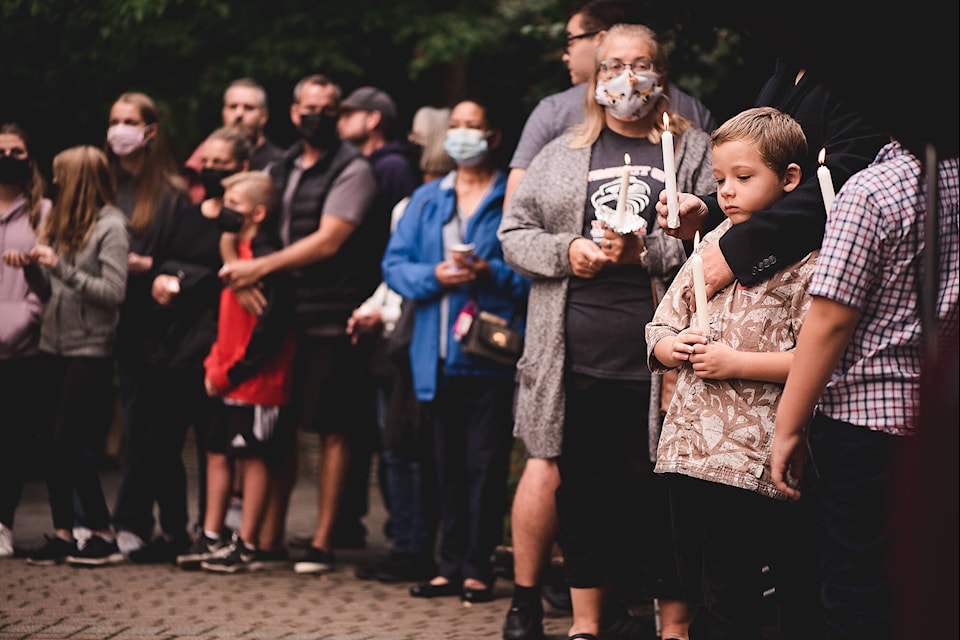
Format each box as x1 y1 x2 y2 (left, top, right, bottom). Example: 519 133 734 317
443 128 489 167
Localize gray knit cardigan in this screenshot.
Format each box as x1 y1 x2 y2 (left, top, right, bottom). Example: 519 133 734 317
498 128 715 459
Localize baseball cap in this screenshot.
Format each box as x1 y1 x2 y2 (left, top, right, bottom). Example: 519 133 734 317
340 86 397 122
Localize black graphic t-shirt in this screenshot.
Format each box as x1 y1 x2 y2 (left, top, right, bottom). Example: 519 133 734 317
566 128 666 381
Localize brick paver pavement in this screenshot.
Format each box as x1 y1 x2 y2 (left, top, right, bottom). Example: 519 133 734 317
0 431 578 640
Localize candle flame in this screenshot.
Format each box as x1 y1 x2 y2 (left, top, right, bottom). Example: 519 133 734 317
818 147 826 165
663 112 670 129
624 153 631 164
694 230 701 250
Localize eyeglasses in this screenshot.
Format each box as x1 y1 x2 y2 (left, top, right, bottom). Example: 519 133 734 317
564 30 599 52
598 58 655 79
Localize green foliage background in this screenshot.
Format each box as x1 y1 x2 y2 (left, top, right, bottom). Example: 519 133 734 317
0 0 773 176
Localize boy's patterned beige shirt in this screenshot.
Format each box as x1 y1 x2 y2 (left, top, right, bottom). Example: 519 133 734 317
646 219 818 500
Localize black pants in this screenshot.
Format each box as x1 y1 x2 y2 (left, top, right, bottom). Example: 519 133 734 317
41 354 115 532
556 374 671 594
668 472 823 640
426 374 515 585
0 355 45 528
112 364 214 540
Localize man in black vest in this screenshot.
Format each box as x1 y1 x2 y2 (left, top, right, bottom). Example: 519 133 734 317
219 74 386 574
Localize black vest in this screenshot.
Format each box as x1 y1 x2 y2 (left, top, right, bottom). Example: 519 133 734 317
270 140 389 332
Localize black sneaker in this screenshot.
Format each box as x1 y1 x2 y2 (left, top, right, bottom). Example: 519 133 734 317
26 535 76 566
66 535 124 567
201 539 261 574
128 535 190 564
293 546 334 574
502 601 545 640
255 547 290 570
176 534 226 570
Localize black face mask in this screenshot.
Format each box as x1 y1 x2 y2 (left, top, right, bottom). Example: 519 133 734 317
200 168 232 200
217 206 245 233
298 111 339 149
0 155 31 185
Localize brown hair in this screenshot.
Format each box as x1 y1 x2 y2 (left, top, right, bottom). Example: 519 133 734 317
42 146 116 254
570 23 694 149
0 123 47 230
711 107 808 177
106 92 185 235
205 126 253 165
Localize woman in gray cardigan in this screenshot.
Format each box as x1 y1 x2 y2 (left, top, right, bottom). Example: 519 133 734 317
3 145 129 567
498 24 716 640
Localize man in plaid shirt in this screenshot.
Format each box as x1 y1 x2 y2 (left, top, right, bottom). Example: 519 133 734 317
771 138 959 639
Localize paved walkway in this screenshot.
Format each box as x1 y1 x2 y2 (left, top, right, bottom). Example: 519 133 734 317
0 431 578 640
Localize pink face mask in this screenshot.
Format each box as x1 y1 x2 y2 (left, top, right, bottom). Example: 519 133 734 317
107 124 147 157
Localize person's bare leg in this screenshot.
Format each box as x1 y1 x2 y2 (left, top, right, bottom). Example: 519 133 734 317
658 598 692 640
309 432 349 551
512 458 560 588
568 586 606 638
257 447 295 551
238 457 269 547
203 451 231 536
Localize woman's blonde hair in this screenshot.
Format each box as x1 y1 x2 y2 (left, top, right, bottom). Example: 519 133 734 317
570 23 694 149
42 145 116 254
0 123 46 230
411 106 455 178
106 92 185 235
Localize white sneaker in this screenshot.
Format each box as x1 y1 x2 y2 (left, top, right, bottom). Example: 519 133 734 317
116 530 145 556
0 522 13 558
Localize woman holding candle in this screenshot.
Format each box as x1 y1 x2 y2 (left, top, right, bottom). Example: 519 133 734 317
499 23 714 640
646 107 823 639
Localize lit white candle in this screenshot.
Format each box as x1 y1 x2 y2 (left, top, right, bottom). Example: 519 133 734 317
690 231 709 335
662 113 680 229
817 147 835 216
614 153 631 229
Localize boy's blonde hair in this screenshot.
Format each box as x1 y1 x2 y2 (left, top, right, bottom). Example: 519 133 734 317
221 171 276 216
710 107 807 177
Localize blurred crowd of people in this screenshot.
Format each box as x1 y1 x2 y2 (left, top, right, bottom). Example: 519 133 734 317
1 2 956 640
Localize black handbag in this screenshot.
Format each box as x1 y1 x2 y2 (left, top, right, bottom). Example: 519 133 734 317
460 309 524 367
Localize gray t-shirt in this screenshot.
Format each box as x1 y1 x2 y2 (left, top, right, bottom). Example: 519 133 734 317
565 128 663 381
509 83 716 170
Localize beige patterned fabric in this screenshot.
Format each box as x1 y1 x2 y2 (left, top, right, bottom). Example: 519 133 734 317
646 219 818 499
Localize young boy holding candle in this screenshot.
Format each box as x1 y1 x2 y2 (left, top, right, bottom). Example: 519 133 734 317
645 106 824 638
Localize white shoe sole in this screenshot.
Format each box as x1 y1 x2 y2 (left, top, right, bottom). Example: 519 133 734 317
293 561 332 574
66 552 125 567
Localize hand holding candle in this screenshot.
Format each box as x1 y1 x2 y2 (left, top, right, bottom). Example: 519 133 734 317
662 113 680 229
614 153 631 229
817 147 835 216
690 231 710 335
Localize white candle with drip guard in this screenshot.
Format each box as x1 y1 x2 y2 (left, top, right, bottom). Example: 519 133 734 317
662 113 680 228
614 153 631 229
817 147 835 216
690 231 709 335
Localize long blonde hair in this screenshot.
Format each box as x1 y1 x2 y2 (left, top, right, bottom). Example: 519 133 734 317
571 23 694 149
1 123 46 230
411 106 455 179
42 146 116 254
106 92 185 235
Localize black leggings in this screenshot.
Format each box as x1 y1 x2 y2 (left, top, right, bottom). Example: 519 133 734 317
42 354 116 532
